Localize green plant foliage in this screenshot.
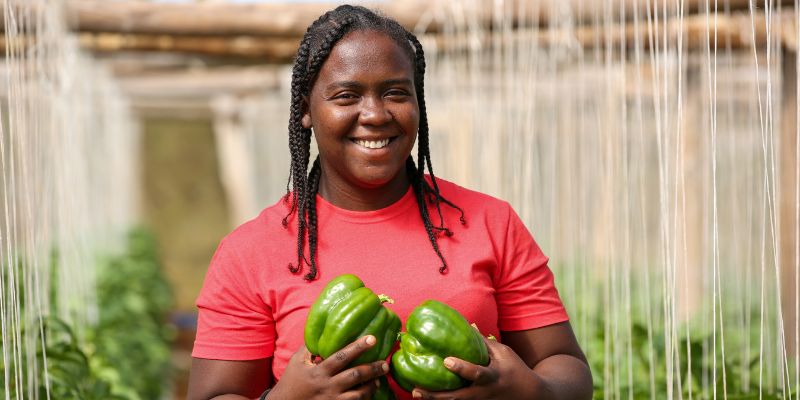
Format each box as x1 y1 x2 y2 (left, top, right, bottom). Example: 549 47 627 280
575 294 796 399
86 227 176 400
41 316 127 400
0 227 174 399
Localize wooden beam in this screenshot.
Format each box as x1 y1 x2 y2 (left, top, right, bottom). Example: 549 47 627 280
118 66 284 117
78 32 301 61
430 11 790 53
118 66 281 99
64 0 434 37
60 0 800 36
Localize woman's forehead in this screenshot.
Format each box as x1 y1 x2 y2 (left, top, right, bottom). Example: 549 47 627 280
315 30 414 84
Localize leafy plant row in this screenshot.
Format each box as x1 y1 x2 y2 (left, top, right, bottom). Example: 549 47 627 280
1 227 175 399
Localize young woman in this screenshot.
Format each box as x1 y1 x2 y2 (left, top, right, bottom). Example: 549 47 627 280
187 5 592 400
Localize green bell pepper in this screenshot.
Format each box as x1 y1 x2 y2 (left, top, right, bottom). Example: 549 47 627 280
304 274 401 366
390 300 489 392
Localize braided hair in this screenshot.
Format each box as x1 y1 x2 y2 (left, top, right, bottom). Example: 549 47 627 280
284 5 465 280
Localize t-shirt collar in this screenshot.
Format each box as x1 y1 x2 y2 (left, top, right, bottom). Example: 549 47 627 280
314 185 416 224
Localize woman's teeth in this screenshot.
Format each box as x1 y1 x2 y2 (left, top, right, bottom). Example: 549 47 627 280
354 138 390 149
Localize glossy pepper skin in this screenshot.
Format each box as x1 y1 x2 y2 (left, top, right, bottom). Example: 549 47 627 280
391 300 489 392
304 274 401 365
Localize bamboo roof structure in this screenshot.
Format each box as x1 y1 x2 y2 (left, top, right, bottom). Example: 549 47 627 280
2 0 798 61
2 0 798 113
4 0 794 36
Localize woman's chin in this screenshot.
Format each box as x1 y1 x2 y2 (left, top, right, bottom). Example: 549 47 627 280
350 169 406 190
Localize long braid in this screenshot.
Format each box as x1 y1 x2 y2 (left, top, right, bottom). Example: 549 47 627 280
284 8 344 224
283 5 466 280
283 35 312 225
285 30 313 269
285 13 355 277
406 158 449 273
306 157 322 280
285 34 311 270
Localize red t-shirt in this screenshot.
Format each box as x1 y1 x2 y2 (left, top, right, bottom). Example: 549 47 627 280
192 177 568 399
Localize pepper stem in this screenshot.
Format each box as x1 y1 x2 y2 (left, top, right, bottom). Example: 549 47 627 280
378 294 394 304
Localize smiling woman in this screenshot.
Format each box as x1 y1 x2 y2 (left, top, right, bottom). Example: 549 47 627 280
304 30 419 209
187 5 592 400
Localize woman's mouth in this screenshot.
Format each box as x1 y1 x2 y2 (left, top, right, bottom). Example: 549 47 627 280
351 137 396 150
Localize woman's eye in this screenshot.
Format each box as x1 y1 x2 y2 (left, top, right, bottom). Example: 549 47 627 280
385 90 409 98
334 93 358 100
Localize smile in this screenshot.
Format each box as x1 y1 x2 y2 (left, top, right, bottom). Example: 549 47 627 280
352 137 395 149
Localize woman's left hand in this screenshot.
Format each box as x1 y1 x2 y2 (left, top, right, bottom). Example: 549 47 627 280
410 336 548 400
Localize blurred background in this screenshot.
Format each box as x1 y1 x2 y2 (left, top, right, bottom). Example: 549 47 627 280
3 0 800 398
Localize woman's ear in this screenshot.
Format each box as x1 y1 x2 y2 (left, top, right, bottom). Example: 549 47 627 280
301 96 312 129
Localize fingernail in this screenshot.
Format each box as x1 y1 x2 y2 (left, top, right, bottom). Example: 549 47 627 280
375 379 381 387
365 335 376 345
412 390 422 398
443 357 455 368
382 362 389 372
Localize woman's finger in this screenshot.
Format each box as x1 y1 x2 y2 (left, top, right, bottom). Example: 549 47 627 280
338 379 380 400
482 334 507 358
482 334 518 363
332 360 389 390
472 324 507 359
289 345 315 366
319 335 377 374
442 356 498 384
412 386 476 400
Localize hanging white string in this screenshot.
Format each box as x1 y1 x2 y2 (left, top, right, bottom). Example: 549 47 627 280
746 0 770 396
1 1 139 397
704 0 730 397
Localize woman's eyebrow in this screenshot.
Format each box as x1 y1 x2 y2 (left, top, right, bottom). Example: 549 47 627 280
325 80 362 91
382 78 413 86
325 78 413 92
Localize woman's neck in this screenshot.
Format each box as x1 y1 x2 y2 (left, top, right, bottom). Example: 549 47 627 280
317 169 410 212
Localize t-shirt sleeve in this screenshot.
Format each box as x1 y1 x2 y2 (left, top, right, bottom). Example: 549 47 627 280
192 238 276 360
494 203 569 331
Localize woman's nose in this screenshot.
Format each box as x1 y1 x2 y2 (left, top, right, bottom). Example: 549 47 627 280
358 97 392 126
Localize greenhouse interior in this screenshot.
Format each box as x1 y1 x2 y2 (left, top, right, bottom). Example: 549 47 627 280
3 0 800 398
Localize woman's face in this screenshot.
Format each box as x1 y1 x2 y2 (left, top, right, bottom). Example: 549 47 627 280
303 29 419 191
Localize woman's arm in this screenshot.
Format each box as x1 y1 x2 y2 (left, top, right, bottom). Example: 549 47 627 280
411 321 593 400
187 357 272 400
502 321 593 399
188 336 388 400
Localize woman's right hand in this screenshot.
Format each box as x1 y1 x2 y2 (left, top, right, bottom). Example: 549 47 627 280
267 335 390 400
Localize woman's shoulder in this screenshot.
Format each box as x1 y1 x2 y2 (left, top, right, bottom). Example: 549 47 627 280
203 197 303 287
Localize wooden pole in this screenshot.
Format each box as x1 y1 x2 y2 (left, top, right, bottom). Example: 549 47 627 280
211 95 260 226
677 65 705 323
780 47 799 359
